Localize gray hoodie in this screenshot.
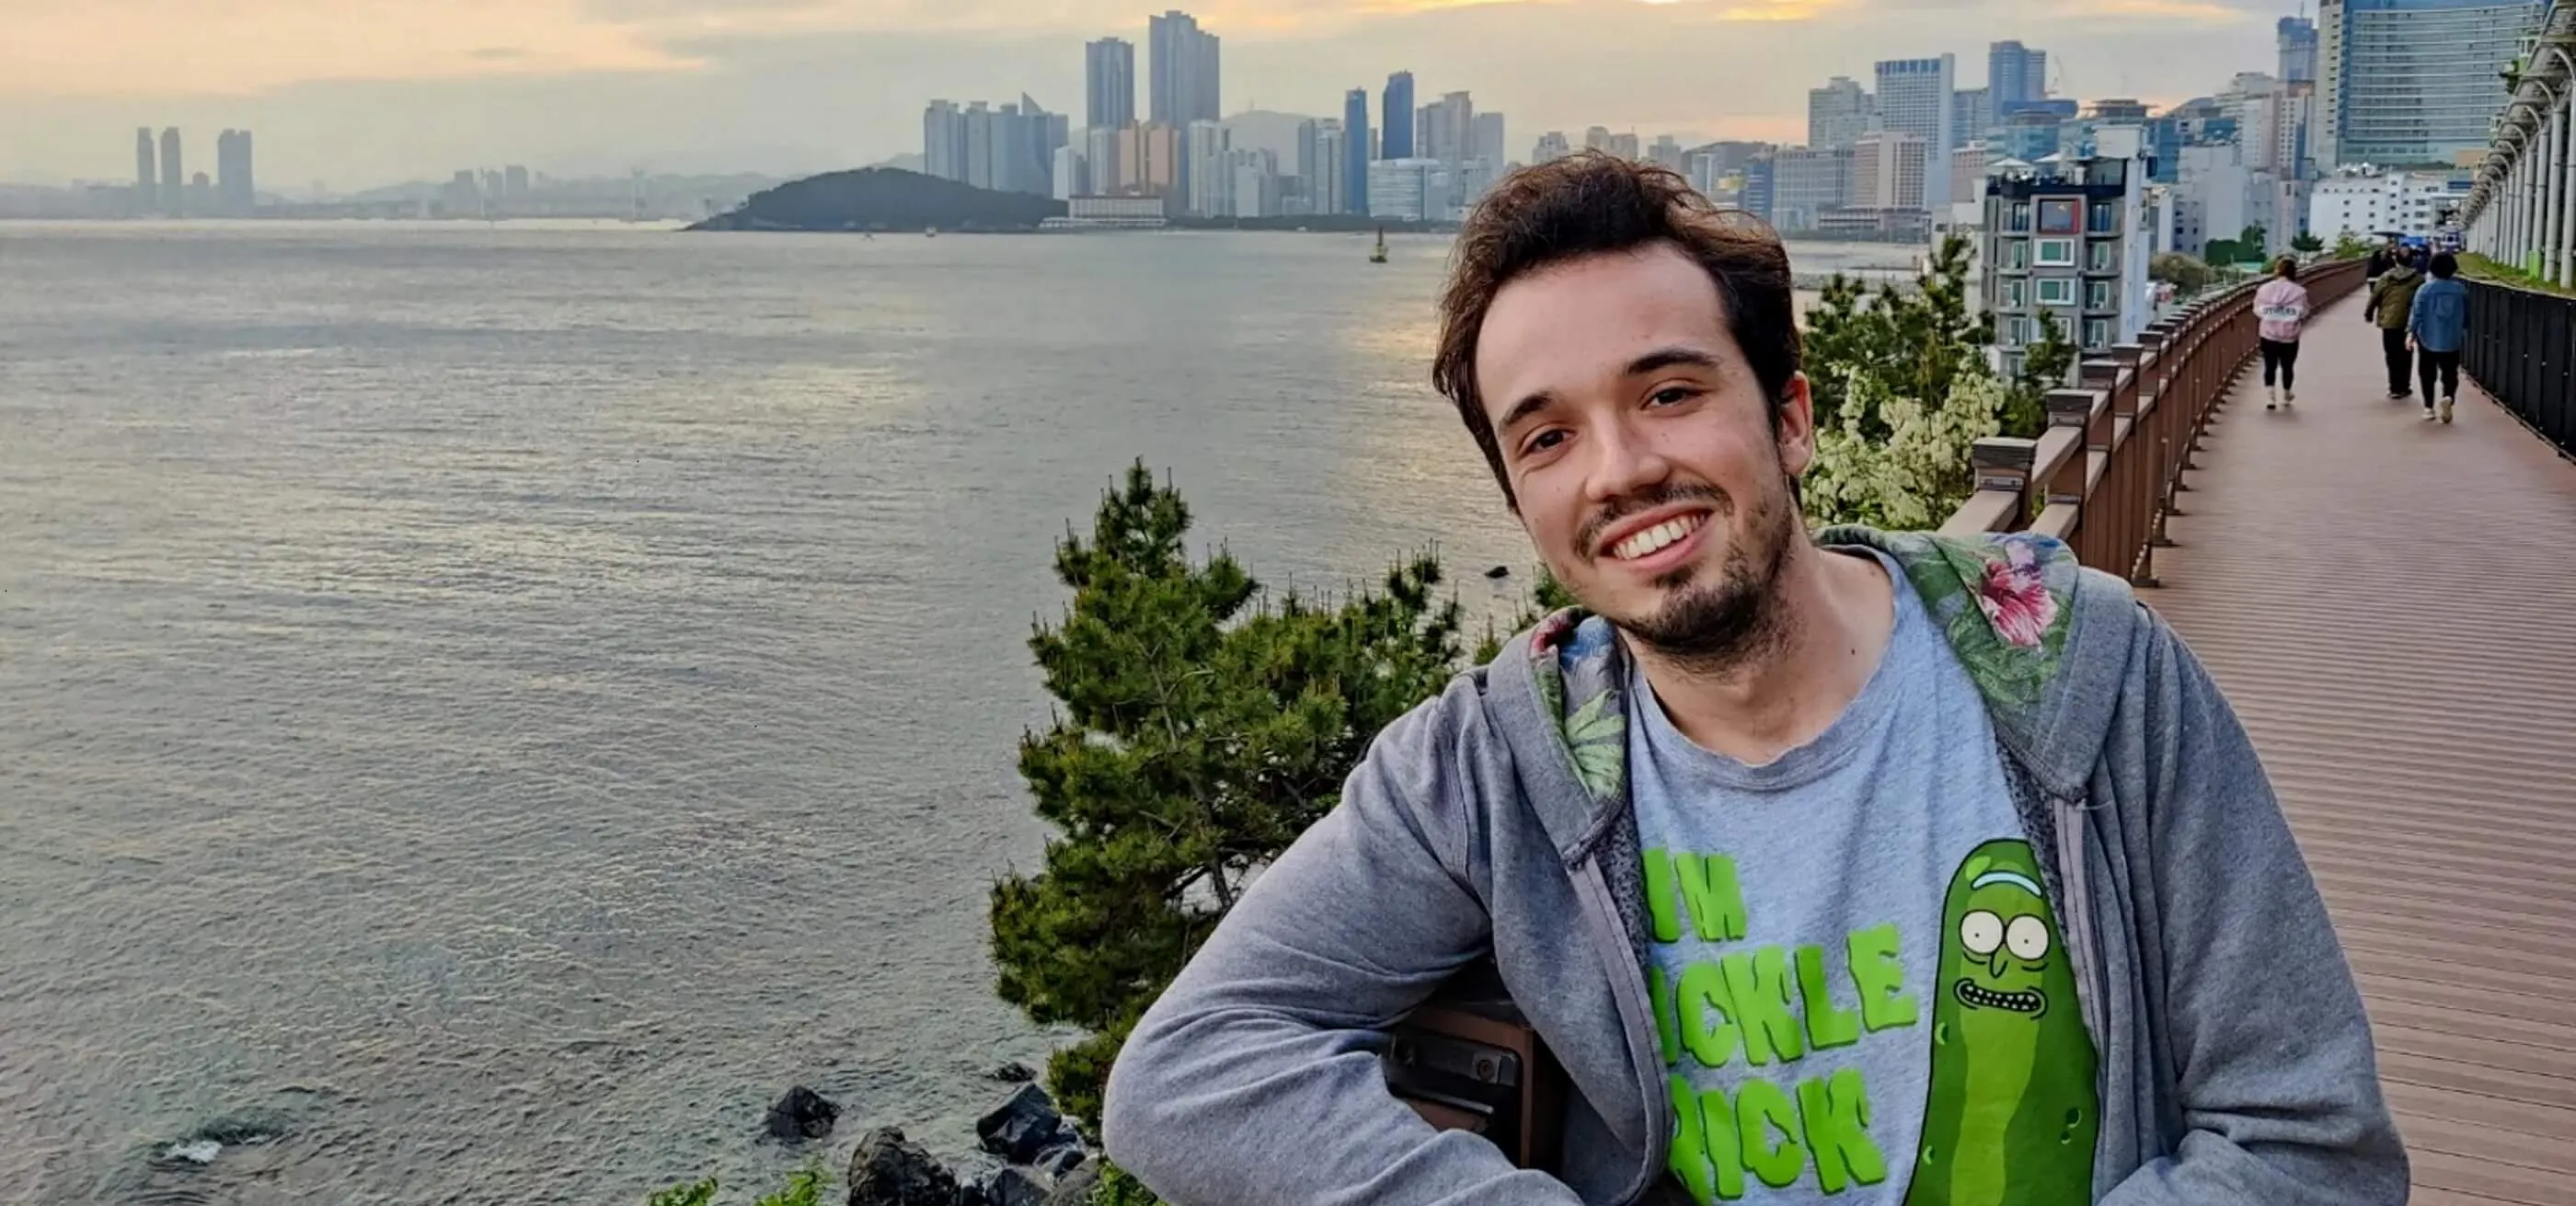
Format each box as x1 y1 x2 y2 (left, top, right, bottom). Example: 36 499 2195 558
1101 527 2407 1205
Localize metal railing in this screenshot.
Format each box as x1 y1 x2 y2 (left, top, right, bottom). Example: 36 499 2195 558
1938 258 2369 581
2463 278 2576 458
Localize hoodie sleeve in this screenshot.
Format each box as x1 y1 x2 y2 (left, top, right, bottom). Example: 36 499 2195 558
2099 614 2410 1206
1100 676 1586 1206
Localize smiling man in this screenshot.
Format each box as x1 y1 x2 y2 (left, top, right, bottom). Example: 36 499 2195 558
1100 153 2408 1206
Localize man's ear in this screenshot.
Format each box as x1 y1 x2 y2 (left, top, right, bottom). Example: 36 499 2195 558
1774 372 1818 480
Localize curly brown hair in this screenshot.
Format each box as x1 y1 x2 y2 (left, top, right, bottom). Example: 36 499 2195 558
1432 151 1800 506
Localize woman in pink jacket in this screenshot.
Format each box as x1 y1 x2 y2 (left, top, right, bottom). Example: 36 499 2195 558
2254 256 2311 410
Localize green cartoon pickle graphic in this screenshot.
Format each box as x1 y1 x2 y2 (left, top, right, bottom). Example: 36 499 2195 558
1903 839 2098 1206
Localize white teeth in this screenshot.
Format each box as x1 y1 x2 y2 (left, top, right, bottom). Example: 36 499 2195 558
1611 515 1703 561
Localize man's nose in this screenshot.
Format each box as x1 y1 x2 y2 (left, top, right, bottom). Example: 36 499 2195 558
1583 416 1671 506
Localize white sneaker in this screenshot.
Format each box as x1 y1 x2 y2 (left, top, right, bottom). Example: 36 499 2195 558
2440 396 2455 424
2283 389 2294 406
2266 385 2279 410
2421 406 2437 421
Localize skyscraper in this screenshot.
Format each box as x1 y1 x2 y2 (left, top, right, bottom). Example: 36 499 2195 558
1314 121 1347 215
1382 72 1416 159
1988 41 2048 111
1343 88 1372 215
134 128 157 214
2317 0 2539 167
1471 112 1508 171
2277 17 2319 84
158 128 183 217
1807 77 1872 152
1087 38 1136 132
1873 55 1954 209
1148 11 1219 127
216 129 255 217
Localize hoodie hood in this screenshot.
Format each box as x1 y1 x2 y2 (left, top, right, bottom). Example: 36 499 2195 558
1488 528 2139 854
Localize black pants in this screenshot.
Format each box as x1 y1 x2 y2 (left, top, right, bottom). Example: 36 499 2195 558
2381 328 2413 396
2260 339 2299 392
2419 349 2461 402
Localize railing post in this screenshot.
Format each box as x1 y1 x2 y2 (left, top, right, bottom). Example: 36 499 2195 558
1970 437 2038 528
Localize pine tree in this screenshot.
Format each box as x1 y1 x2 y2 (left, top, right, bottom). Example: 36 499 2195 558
988 461 1468 1134
1799 233 1995 441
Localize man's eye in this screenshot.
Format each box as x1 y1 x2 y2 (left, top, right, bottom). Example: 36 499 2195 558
1527 430 1569 454
1649 386 1699 408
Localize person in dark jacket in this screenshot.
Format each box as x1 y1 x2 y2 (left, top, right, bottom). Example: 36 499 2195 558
2408 251 2470 424
2363 249 2425 398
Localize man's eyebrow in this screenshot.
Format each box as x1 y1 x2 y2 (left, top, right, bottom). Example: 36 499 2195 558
1626 347 1720 377
1499 391 1557 434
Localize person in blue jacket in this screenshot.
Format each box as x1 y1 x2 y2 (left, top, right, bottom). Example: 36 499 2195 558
2408 251 2470 425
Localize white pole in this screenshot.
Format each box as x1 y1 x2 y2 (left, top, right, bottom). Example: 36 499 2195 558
2549 102 2568 281
2562 93 2576 289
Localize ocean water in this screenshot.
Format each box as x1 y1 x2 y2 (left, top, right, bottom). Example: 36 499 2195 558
0 223 1915 1204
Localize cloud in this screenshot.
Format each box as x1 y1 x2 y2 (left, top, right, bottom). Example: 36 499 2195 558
0 0 694 98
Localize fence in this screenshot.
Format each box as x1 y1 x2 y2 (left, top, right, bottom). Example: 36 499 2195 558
1938 258 2369 580
2462 279 2576 458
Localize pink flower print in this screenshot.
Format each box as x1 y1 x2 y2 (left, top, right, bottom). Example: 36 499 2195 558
1977 541 2058 649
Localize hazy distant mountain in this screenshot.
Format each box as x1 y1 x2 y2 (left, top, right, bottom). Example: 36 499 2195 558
870 153 926 173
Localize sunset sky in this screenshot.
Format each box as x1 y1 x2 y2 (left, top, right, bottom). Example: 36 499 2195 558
1 0 2291 190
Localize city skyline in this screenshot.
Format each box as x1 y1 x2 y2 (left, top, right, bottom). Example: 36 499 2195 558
6 1 2304 192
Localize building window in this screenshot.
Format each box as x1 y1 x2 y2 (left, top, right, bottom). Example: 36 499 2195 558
2089 240 2117 271
2035 238 2076 267
2087 280 2113 310
2087 201 2116 232
2038 198 2078 234
2002 278 2027 308
2085 318 2111 347
2036 277 2076 306
2007 201 2031 232
2004 239 2029 270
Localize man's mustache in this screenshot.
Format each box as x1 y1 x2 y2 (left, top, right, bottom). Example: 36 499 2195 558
1576 482 1732 559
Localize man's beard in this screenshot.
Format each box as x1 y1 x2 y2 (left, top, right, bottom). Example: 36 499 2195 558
1581 470 1798 675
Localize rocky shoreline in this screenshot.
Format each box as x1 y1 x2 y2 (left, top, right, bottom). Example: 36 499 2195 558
775 1067 1102 1206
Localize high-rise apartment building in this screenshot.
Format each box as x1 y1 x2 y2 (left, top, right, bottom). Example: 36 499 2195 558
1416 91 1475 166
1381 72 1416 159
1874 55 1954 207
1087 38 1136 132
214 129 257 216
2317 0 2540 167
158 128 184 217
134 128 157 214
1343 88 1373 214
1770 148 1855 232
1982 155 2158 370
922 98 1065 196
1531 132 1572 164
1117 122 1182 198
1854 132 1929 211
1807 76 1873 151
1148 11 1220 127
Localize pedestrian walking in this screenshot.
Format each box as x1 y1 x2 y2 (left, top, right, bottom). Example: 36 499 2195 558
2254 256 2311 410
2409 251 2469 424
2364 248 2425 399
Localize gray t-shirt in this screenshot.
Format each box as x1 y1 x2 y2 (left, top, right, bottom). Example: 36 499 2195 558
1629 550 2100 1204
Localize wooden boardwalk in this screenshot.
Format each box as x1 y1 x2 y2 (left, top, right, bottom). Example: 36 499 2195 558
2142 293 2576 1205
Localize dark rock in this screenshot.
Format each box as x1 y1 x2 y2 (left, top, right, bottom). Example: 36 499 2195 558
1035 1144 1087 1179
975 1085 1079 1165
765 1085 840 1141
1042 1164 1101 1206
988 1062 1036 1084
1485 565 1512 579
987 1167 1052 1206
845 1127 959 1206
